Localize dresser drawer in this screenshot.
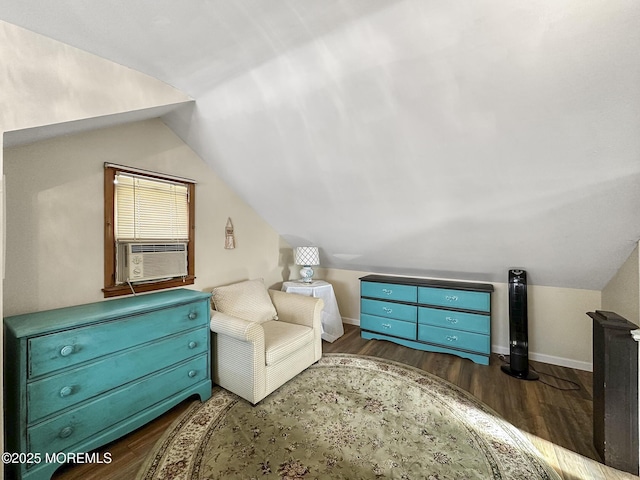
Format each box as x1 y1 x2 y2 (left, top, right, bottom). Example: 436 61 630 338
361 281 417 303
418 324 489 353
361 298 417 322
361 314 416 339
28 301 208 378
418 307 490 335
28 353 208 454
418 287 490 312
27 326 209 423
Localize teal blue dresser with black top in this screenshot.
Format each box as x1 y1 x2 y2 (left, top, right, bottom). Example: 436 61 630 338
360 275 494 365
3 288 212 480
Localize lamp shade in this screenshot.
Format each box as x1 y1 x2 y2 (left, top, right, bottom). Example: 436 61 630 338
294 246 320 266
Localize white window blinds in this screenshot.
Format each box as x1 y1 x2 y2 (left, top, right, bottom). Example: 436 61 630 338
115 173 189 241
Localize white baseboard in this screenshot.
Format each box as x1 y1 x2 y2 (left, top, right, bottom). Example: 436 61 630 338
341 317 593 372
342 316 360 326
492 345 593 372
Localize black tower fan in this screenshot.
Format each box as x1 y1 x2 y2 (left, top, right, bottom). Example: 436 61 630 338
501 269 538 380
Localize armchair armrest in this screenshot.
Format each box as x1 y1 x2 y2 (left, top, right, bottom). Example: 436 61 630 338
210 310 267 404
268 289 324 329
210 310 265 343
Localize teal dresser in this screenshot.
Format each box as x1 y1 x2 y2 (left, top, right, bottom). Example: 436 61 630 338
360 275 493 365
3 288 212 480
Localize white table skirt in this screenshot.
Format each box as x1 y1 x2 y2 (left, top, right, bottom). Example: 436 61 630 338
282 280 345 342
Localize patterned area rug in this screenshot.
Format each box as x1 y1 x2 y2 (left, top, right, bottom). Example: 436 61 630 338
137 354 560 479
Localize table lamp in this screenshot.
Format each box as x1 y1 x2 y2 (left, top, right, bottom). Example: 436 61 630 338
294 246 320 283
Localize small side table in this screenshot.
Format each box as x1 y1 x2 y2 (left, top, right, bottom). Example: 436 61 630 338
282 280 345 342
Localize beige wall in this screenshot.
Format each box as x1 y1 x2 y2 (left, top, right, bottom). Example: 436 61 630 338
317 267 600 371
3 119 289 316
602 242 640 326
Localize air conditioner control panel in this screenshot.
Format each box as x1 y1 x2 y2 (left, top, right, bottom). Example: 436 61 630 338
129 254 144 279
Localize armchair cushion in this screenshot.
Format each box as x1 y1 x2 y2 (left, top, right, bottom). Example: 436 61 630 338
262 320 314 366
211 278 278 324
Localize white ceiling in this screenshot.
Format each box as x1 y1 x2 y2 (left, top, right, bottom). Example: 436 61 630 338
3 0 640 289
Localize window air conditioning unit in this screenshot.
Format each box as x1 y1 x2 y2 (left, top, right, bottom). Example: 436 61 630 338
117 242 187 284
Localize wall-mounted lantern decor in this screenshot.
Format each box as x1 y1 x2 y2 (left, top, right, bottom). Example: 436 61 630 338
225 218 236 249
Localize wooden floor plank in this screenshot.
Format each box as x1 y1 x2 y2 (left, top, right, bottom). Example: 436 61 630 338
324 325 637 480
50 324 636 480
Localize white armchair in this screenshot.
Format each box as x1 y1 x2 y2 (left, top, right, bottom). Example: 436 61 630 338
209 279 324 404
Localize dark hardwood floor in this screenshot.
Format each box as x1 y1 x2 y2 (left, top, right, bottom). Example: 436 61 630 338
326 324 597 461
51 324 636 480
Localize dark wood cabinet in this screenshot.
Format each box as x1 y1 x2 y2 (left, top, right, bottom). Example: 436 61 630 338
588 310 639 475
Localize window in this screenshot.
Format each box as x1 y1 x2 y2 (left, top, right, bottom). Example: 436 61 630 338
103 164 196 297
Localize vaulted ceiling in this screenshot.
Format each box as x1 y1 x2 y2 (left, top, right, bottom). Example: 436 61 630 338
3 1 640 290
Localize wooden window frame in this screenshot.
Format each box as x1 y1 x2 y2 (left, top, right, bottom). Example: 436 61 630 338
103 164 196 298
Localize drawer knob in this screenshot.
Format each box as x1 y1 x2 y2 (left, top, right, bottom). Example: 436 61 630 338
188 370 197 378
446 335 458 342
188 312 198 320
382 307 393 314
446 317 459 324
382 288 393 295
59 386 73 397
382 323 392 329
59 426 74 439
445 295 459 302
59 345 75 357
188 341 197 349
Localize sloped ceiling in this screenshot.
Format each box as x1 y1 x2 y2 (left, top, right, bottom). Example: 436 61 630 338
2 1 640 290
0 20 193 141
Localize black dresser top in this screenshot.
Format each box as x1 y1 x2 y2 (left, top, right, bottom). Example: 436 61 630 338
360 274 494 293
